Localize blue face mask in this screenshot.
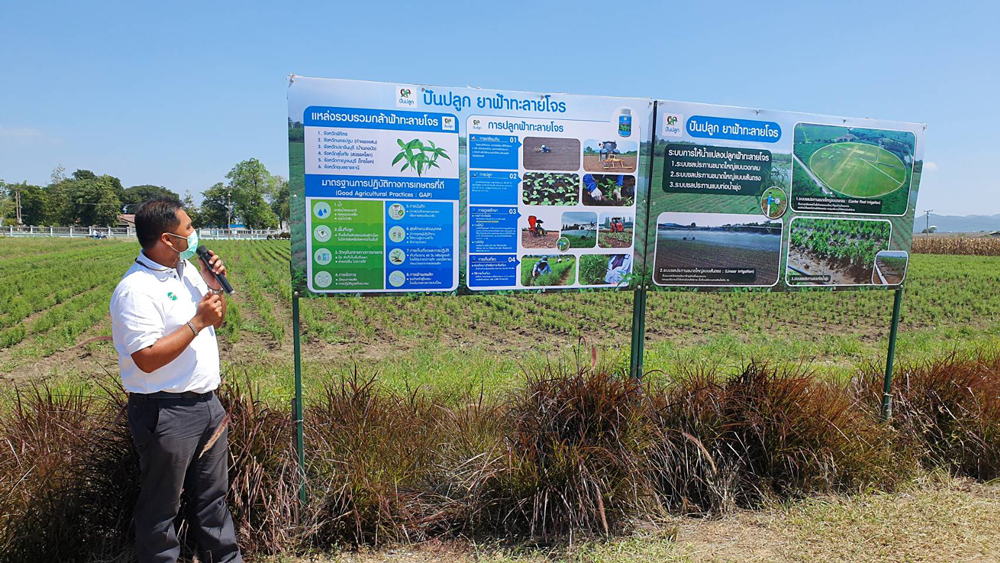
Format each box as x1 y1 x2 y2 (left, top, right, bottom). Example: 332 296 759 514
166 231 199 260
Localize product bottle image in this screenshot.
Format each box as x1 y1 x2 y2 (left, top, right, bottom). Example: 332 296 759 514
618 109 632 137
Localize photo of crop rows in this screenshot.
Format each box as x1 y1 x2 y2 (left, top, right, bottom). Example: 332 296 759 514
787 217 891 285
519 254 576 287
521 173 579 206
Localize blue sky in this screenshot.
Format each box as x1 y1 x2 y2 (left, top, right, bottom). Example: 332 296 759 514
1 0 997 216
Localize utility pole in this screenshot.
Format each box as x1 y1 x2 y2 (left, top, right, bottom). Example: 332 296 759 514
14 186 22 225
922 209 934 233
226 185 232 228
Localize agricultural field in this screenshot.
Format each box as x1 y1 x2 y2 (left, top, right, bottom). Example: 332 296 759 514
787 218 891 285
653 221 782 286
519 255 576 287
521 137 580 171
2 238 1000 399
583 154 638 173
809 142 906 197
791 124 915 215
521 173 579 206
520 228 560 249
598 228 633 249
4 239 1000 563
560 212 597 248
913 234 1000 256
583 139 639 173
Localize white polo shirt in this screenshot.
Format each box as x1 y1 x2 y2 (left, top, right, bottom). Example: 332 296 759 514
110 251 221 394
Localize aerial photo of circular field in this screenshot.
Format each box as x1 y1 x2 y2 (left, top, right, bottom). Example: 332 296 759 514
791 123 917 216
808 142 906 198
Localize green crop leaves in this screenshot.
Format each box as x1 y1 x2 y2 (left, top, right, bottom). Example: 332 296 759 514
790 219 890 267
392 139 450 177
522 173 579 206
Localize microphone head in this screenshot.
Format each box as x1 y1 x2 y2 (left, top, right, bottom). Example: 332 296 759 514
196 245 211 259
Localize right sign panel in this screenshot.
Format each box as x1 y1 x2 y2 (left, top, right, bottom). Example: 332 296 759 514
641 101 925 291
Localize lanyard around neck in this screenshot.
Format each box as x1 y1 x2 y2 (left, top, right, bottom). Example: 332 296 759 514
135 258 176 273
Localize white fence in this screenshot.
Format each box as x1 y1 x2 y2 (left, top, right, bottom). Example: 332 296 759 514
3 226 286 240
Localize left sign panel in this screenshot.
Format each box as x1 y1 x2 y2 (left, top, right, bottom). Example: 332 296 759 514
290 80 460 294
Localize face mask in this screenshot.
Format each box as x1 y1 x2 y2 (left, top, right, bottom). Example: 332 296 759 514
166 231 199 260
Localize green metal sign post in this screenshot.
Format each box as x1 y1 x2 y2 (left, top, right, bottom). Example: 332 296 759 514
881 287 904 421
292 293 306 505
629 286 648 379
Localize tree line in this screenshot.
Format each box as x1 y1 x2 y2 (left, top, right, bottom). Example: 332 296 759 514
0 158 290 230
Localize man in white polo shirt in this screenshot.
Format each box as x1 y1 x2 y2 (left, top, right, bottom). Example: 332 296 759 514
110 198 242 563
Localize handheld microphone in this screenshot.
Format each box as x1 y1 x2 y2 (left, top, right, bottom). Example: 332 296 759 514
196 246 235 295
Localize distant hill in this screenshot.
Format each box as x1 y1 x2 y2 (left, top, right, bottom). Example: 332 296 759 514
913 213 1000 234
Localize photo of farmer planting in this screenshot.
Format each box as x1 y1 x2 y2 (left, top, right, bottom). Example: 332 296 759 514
520 211 561 249
583 139 638 172
598 213 633 248
873 250 909 285
654 213 783 286
560 211 598 248
582 174 635 206
520 254 576 286
579 253 633 286
792 123 916 215
522 137 581 171
521 172 580 206
786 217 891 286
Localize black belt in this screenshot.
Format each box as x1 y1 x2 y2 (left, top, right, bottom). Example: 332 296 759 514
133 390 215 401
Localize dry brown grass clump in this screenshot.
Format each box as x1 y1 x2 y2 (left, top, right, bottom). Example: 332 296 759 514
856 350 1000 480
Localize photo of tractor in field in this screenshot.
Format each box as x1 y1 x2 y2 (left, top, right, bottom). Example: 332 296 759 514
521 213 561 249
584 139 638 172
598 213 634 248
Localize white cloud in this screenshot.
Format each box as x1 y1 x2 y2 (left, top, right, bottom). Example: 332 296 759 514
923 161 938 172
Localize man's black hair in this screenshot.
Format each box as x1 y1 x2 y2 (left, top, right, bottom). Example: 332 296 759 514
135 198 183 249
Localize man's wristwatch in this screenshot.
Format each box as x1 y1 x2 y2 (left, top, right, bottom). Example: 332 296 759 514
208 287 225 296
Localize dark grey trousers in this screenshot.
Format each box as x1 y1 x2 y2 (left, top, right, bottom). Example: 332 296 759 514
127 392 243 563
